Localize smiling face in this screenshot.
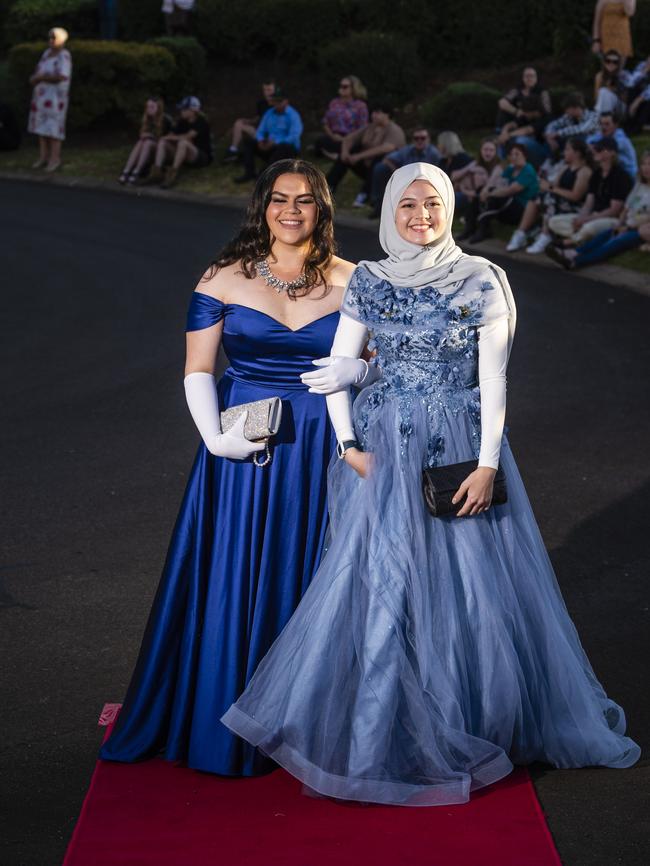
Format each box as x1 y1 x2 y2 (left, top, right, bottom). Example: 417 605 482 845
265 173 319 247
394 179 447 246
599 114 616 136
508 146 526 168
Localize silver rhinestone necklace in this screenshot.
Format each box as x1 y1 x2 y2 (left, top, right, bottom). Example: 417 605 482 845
256 258 307 294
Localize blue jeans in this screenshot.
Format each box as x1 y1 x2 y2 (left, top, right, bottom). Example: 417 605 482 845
574 228 642 268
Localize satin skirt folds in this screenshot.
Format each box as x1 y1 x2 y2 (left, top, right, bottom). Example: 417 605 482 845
100 373 336 776
222 385 640 805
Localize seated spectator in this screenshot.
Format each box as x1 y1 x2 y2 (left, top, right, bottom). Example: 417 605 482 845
546 149 650 268
496 67 552 165
315 75 368 160
544 136 633 245
587 110 637 178
327 105 406 206
460 142 539 248
118 97 171 185
525 137 593 254
0 102 21 151
453 137 503 220
368 127 440 218
223 79 276 163
145 96 212 189
437 131 472 179
162 0 194 36
593 50 628 116
623 55 650 133
544 93 599 157
236 88 302 183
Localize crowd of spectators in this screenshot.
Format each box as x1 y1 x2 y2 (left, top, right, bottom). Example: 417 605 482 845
14 18 650 273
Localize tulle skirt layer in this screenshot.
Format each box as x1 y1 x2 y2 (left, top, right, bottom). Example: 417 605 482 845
222 388 639 805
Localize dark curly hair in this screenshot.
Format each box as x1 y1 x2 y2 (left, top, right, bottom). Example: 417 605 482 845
206 159 336 299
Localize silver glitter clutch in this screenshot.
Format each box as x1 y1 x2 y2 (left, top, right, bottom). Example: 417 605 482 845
220 397 282 467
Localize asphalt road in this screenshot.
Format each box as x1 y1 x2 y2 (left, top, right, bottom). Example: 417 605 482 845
1 179 648 866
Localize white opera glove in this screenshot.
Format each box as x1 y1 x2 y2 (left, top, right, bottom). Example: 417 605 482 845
323 313 369 444
300 356 381 394
477 318 509 470
184 372 265 460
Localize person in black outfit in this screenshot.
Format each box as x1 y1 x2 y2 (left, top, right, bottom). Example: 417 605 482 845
0 103 21 151
145 96 212 189
223 80 276 163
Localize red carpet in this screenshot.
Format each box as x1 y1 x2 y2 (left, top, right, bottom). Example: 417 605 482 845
63 706 561 866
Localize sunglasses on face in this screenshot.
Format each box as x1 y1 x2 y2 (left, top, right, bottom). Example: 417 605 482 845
413 135 428 141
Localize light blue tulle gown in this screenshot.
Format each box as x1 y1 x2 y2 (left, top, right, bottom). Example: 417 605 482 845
222 265 640 805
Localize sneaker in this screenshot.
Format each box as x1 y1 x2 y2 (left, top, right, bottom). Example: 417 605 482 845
352 192 367 208
526 232 551 254
222 148 239 164
544 245 574 270
141 165 164 185
160 167 178 189
506 229 527 252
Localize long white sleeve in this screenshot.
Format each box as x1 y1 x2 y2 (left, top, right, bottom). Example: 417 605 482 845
477 317 509 469
184 371 221 447
324 313 369 444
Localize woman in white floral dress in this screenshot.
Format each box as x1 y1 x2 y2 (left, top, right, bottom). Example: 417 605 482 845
28 28 72 172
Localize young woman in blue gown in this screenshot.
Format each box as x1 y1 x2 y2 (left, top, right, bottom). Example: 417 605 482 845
100 160 372 776
222 163 640 804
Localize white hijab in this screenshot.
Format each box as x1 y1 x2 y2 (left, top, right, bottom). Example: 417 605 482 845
358 163 517 353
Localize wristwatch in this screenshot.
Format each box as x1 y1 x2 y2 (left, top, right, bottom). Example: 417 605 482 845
337 439 362 459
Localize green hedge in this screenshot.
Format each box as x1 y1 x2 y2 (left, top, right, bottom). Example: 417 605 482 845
5 0 97 44
118 0 163 41
8 39 176 129
195 0 343 61
319 31 420 105
422 82 501 131
148 36 206 99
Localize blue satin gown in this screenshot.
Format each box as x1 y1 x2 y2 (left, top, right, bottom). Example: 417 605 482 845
99 293 338 775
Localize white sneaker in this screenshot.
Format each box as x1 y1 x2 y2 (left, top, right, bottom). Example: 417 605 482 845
352 192 368 208
526 232 552 254
506 229 527 252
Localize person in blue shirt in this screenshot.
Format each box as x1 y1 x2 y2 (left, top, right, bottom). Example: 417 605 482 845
236 88 303 183
587 111 638 179
368 128 441 218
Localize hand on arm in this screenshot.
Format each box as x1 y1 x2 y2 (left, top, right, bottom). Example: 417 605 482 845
324 313 373 477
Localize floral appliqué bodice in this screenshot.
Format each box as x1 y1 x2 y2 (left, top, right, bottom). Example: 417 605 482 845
342 264 509 466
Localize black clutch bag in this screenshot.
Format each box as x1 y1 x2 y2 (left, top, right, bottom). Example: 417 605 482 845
422 459 507 518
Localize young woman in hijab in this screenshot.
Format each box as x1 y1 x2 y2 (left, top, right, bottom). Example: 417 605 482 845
222 163 639 806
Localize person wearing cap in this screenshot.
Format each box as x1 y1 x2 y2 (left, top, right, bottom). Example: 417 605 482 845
586 111 638 179
235 88 303 183
326 105 406 206
546 135 633 245
27 27 72 172
146 96 212 189
544 92 599 157
367 128 441 219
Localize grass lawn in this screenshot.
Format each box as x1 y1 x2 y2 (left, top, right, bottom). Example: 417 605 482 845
3 127 649 275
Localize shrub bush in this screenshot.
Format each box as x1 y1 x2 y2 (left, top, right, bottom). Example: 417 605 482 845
318 31 420 105
5 0 97 45
194 0 343 61
422 82 501 131
148 36 207 99
8 39 176 129
118 0 163 42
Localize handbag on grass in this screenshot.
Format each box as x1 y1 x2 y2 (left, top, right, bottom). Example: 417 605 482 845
422 459 507 518
220 397 283 468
